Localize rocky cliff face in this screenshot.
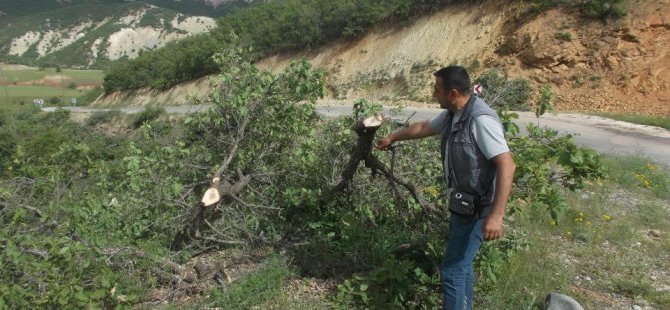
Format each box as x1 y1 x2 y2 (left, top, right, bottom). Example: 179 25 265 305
487 1 670 115
1 4 216 67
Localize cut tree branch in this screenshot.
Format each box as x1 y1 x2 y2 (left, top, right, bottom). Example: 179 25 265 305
321 116 437 213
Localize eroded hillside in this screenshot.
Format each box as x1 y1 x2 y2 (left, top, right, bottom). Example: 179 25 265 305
96 0 670 115
0 3 217 68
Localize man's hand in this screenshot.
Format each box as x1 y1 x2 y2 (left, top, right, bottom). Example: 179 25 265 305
482 214 503 241
375 136 394 150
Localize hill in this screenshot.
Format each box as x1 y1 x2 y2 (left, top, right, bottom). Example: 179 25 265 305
0 0 259 68
95 0 670 116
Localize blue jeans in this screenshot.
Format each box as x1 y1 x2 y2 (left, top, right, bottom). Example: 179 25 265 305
440 213 485 310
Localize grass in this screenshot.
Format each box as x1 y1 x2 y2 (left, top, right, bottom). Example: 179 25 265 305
0 67 104 84
0 67 104 106
177 154 670 309
593 112 670 131
478 154 670 309
0 101 39 114
200 256 294 309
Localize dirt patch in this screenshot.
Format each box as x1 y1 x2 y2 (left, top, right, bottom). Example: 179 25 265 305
76 83 98 91
0 63 37 70
142 247 275 307
480 1 670 115
17 75 73 87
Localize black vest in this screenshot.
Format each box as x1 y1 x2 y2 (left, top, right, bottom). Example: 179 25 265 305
440 96 503 207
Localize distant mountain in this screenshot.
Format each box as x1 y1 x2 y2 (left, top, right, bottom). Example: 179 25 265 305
0 0 259 68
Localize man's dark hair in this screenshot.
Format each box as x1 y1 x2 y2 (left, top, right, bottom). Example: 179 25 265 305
434 66 471 94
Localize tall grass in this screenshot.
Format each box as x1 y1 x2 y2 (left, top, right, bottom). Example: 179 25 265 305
593 112 670 131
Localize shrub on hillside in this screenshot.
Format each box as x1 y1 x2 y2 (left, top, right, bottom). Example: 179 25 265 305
132 105 165 128
86 110 123 126
474 70 532 110
530 0 627 20
79 87 104 106
48 97 62 105
580 0 626 20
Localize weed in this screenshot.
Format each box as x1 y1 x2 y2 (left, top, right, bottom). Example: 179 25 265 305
592 112 670 131
602 155 669 199
86 110 123 126
203 256 292 309
132 105 165 128
555 31 573 41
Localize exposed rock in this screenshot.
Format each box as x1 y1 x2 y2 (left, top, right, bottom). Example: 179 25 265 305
605 56 619 70
546 293 585 310
497 32 534 55
622 31 641 43
648 229 662 238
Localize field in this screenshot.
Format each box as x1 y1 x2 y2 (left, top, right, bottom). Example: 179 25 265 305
0 66 104 106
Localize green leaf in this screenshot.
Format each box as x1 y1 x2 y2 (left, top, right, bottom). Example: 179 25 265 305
58 246 70 255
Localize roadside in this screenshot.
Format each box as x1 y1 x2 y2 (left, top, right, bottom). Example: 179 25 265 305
43 100 670 168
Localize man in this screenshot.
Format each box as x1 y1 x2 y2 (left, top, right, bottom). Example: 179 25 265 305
376 66 515 310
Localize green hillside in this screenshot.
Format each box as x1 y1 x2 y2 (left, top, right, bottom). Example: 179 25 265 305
102 0 451 93
0 1 261 69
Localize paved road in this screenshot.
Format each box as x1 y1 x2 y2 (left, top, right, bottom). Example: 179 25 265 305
45 104 670 167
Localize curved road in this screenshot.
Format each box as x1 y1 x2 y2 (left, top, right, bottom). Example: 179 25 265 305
45 103 670 167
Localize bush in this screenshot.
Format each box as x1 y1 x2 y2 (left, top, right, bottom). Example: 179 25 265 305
79 87 104 106
554 31 572 41
86 110 123 126
132 105 165 128
48 96 62 105
68 82 77 89
580 0 626 20
474 70 533 110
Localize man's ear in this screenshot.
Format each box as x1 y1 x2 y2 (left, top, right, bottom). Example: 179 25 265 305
449 89 460 98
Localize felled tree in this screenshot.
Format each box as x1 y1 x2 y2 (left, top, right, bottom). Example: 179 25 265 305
172 44 325 250
320 99 436 213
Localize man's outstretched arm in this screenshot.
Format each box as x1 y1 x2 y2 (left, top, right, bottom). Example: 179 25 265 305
482 152 516 241
376 120 438 150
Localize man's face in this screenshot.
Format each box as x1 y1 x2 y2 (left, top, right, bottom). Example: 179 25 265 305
433 76 453 110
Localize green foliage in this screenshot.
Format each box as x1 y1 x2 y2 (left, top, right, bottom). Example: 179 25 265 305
580 0 626 20
475 69 533 110
592 112 670 131
508 122 603 222
474 231 530 293
554 31 573 41
0 40 611 308
103 33 221 92
132 105 165 128
79 86 105 106
535 84 554 119
603 155 669 199
529 0 627 21
336 256 441 308
86 109 123 126
48 96 62 105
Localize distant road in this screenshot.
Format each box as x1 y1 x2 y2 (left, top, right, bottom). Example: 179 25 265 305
44 103 670 167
